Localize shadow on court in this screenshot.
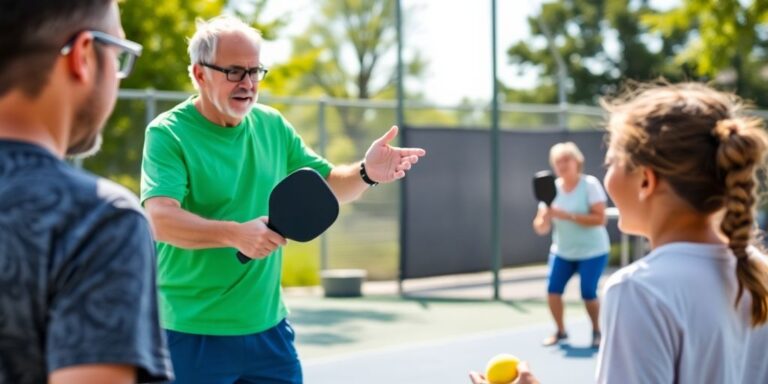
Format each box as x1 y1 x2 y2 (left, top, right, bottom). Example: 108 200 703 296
297 332 356 346
402 296 535 314
290 307 402 347
290 307 400 326
559 342 599 359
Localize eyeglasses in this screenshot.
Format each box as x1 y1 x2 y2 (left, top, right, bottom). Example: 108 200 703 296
60 30 143 79
199 62 268 83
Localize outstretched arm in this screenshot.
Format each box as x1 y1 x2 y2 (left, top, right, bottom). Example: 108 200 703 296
327 126 426 203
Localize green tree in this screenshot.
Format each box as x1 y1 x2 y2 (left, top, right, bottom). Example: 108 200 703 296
120 0 226 90
505 0 688 105
642 0 768 106
276 0 426 150
84 1 286 191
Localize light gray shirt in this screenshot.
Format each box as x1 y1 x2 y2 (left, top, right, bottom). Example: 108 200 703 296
597 242 758 384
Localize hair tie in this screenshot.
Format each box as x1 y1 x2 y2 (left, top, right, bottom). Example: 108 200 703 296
713 119 741 141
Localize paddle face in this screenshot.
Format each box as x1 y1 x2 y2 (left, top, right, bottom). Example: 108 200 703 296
267 168 339 241
533 170 557 206
236 168 339 264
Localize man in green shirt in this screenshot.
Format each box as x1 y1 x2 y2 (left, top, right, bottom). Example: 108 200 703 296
140 15 425 383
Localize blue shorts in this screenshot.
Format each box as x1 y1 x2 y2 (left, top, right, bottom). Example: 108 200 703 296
547 253 608 300
165 319 301 384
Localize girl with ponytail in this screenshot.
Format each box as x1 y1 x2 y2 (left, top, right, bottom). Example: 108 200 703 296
596 82 768 383
470 82 768 384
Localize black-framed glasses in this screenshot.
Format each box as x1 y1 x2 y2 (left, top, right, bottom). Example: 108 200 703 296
60 30 143 79
200 62 268 82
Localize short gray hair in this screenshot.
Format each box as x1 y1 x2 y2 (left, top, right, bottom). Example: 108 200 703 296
549 141 585 171
187 15 262 88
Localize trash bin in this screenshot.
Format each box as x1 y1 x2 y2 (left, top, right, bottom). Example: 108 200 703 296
321 269 367 298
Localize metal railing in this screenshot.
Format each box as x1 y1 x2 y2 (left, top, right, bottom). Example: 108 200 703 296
118 87 768 134
111 89 766 280
117 89 609 132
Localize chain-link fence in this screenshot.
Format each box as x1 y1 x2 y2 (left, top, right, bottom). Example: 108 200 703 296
88 89 767 285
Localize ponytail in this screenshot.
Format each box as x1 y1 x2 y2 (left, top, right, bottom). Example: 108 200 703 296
714 118 768 326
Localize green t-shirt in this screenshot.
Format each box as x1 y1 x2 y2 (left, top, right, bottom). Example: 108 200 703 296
140 97 332 335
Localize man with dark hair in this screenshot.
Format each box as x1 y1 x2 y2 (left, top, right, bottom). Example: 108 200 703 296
0 1 173 383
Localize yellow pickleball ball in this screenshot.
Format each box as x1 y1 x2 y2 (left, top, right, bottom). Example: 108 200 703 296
485 354 520 384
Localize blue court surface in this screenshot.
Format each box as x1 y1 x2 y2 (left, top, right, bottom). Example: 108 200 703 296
286 267 605 383
302 318 596 383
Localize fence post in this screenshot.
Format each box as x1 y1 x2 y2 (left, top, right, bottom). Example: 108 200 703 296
620 233 629 267
145 88 157 127
490 0 502 300
318 99 329 271
559 102 568 131
396 0 407 296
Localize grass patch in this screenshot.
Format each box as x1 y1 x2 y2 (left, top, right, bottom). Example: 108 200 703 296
282 241 321 286
282 237 399 287
281 212 399 287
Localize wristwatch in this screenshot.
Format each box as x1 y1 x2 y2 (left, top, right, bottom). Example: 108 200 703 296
360 162 378 186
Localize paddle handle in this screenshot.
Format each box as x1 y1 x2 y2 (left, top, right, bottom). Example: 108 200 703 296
235 222 281 264
236 252 251 264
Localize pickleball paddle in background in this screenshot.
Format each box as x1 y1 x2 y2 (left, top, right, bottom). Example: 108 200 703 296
236 168 339 264
533 170 557 206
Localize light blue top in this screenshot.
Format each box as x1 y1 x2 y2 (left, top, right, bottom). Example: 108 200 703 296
550 174 610 260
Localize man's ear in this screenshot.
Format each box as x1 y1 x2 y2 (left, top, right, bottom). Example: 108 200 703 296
638 167 657 202
192 64 206 87
64 32 97 83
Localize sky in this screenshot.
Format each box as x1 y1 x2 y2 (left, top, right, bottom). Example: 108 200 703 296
249 0 677 105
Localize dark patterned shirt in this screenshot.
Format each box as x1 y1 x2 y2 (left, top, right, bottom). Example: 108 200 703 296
0 140 173 383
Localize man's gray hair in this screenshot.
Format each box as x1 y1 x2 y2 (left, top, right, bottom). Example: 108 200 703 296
187 15 262 89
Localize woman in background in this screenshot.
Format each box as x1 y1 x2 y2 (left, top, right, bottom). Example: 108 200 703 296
532 142 610 348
